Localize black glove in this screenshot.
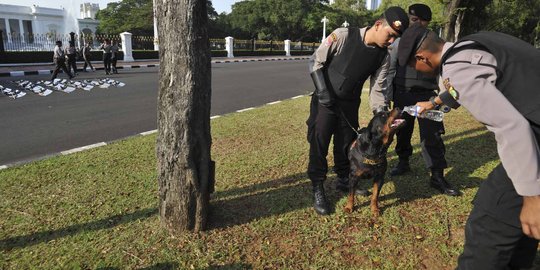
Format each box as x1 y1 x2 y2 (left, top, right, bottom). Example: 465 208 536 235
310 69 334 107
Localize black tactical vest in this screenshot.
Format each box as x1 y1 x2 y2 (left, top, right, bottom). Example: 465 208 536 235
442 32 540 127
394 64 438 92
325 27 387 100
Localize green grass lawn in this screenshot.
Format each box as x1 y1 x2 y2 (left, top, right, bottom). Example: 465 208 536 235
0 92 537 269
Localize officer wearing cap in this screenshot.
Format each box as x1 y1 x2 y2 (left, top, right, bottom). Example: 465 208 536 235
399 24 540 269
306 6 409 215
387 3 460 197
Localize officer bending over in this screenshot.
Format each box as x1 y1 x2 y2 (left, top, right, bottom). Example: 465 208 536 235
306 6 409 215
399 24 540 269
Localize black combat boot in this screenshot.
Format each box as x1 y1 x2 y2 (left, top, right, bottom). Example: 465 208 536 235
335 177 369 196
430 168 461 196
313 182 330 215
390 158 411 176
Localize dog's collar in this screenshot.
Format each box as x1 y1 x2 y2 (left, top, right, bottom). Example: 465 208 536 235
363 157 382 165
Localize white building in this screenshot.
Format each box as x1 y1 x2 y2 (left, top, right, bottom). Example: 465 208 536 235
0 3 99 50
366 0 381 10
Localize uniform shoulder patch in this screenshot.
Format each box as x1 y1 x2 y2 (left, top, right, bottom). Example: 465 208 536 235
443 78 459 100
325 32 338 46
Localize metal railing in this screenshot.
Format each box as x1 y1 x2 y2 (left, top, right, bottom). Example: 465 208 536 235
0 32 320 53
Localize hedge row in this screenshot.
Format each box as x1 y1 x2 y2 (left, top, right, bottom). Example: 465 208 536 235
0 50 313 64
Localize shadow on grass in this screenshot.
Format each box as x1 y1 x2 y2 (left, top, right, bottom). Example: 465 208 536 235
373 128 497 213
138 262 179 270
209 126 495 229
0 208 157 251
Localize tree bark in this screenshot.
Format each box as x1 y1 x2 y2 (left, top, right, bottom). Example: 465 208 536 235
442 0 462 42
155 0 213 233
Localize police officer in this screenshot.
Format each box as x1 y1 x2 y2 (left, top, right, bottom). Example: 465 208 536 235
65 41 78 76
51 41 74 81
399 24 540 269
99 39 112 75
307 6 409 215
82 42 95 72
388 4 460 196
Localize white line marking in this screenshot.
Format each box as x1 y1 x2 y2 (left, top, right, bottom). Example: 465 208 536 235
267 101 282 105
0 165 7 170
210 115 221 119
140 130 157 136
60 142 107 155
236 107 255 113
291 95 304 99
38 70 51 75
10 71 25 76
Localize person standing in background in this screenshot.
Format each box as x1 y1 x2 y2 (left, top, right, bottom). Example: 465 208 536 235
387 3 460 197
99 39 112 75
65 41 78 76
110 41 119 74
82 42 95 72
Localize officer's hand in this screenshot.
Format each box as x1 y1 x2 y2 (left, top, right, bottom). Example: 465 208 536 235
415 101 435 114
520 195 540 240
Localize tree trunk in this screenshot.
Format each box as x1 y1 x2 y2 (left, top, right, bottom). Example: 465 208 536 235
155 0 213 233
442 0 462 42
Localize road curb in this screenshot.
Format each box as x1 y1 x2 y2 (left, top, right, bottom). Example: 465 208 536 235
0 57 311 78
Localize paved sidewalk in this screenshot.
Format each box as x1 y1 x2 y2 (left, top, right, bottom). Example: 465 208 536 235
0 55 311 77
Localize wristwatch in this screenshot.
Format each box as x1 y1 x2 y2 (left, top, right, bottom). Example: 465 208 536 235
429 96 439 107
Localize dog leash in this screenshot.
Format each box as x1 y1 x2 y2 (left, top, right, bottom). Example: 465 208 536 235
338 107 361 137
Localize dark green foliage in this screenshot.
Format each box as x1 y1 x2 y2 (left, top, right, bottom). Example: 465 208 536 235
96 0 154 35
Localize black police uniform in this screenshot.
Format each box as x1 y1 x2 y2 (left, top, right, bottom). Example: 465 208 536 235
443 32 540 270
391 48 448 170
307 7 409 215
307 27 388 183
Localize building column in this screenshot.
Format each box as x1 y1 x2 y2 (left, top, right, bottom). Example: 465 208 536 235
284 40 291 57
18 19 25 43
225 36 234 58
120 31 135 62
5 18 11 43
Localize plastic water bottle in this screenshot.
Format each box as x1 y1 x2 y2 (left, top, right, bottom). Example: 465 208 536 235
403 105 444 122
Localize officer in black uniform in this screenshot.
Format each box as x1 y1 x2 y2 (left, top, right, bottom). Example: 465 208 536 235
388 4 460 196
307 6 409 215
399 24 540 269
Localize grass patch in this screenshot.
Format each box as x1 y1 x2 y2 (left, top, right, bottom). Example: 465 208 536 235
1 92 538 269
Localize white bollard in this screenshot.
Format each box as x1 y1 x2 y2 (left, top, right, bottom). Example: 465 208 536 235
285 40 291 57
120 32 135 62
225 36 234 58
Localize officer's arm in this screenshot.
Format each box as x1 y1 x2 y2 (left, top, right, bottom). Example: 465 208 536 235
309 30 344 106
386 39 400 103
443 55 540 197
369 53 391 112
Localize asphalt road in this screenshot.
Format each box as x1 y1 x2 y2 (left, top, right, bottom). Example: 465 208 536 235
0 60 313 166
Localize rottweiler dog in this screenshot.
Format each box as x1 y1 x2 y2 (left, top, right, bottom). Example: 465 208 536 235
343 108 405 217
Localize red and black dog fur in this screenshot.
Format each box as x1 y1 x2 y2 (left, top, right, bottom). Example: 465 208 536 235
344 108 405 217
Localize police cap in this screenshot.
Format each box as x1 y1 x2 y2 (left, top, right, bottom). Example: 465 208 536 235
409 3 432 21
384 6 409 36
397 23 430 66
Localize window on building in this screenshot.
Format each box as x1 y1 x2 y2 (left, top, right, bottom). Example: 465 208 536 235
9 19 20 41
23 20 33 43
0 19 6 40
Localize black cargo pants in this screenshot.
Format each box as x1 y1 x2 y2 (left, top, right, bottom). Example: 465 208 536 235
458 125 540 269
393 89 448 169
306 94 359 184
